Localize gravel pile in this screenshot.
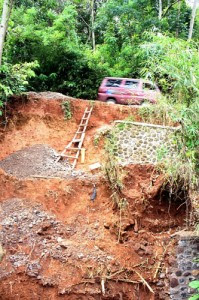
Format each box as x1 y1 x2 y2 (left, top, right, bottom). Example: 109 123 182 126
0 144 85 178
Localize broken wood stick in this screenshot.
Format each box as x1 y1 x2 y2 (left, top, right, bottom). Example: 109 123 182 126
134 270 154 294
31 175 64 179
81 148 86 163
107 269 125 279
109 278 139 284
101 278 105 295
153 244 169 279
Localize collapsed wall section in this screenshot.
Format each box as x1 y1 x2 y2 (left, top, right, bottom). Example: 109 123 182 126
113 121 180 165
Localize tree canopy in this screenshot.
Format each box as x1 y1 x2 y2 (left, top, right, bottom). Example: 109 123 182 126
0 0 198 101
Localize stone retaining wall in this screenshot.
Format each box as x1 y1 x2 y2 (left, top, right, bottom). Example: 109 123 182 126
113 121 180 165
170 235 199 300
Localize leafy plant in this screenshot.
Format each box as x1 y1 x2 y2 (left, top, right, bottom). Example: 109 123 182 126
126 115 135 122
157 146 169 161
0 61 38 117
189 280 199 300
139 34 199 106
138 96 174 126
62 100 72 120
104 126 127 207
93 136 100 146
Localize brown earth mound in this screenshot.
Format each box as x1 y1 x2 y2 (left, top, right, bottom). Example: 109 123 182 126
0 93 187 300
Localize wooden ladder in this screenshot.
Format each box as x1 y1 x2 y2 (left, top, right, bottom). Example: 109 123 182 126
56 106 93 169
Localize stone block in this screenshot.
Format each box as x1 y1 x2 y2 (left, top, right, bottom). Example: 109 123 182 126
170 277 179 288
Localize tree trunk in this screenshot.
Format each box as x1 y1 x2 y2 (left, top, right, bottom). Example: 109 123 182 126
188 0 198 40
91 0 96 51
0 0 13 66
176 0 181 37
159 0 163 20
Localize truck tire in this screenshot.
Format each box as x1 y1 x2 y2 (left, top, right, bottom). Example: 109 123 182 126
106 98 116 104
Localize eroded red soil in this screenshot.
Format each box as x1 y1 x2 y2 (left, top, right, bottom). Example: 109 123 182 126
0 93 186 299
0 92 141 163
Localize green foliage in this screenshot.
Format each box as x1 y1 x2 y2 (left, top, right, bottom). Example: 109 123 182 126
4 2 107 99
189 280 199 300
144 100 199 195
189 280 199 290
2 0 197 100
93 136 100 146
0 61 38 116
62 100 72 120
105 129 123 193
177 103 199 170
157 146 169 161
189 295 199 300
138 96 176 126
139 34 199 106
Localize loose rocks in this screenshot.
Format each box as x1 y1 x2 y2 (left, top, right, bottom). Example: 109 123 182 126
0 144 85 178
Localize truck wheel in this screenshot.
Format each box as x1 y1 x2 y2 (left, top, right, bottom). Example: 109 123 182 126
140 100 149 106
106 98 116 104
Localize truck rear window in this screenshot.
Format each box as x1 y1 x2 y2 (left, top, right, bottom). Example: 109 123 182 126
105 79 122 87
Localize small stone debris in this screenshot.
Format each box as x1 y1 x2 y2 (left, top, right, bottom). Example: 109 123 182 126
57 237 72 249
159 273 166 279
77 253 84 259
156 281 165 287
170 277 179 288
0 144 88 179
89 162 101 171
103 223 110 229
90 184 97 201
26 261 41 277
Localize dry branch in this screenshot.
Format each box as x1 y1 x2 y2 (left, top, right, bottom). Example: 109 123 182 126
153 244 169 279
134 270 154 294
31 175 63 179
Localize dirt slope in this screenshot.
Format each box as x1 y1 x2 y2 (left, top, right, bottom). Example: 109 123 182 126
0 93 186 300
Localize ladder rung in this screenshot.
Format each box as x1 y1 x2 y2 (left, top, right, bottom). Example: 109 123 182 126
72 139 81 142
65 147 79 150
63 155 78 158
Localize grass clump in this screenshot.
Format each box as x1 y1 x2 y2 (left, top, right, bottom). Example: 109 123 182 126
104 126 127 207
104 128 128 242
